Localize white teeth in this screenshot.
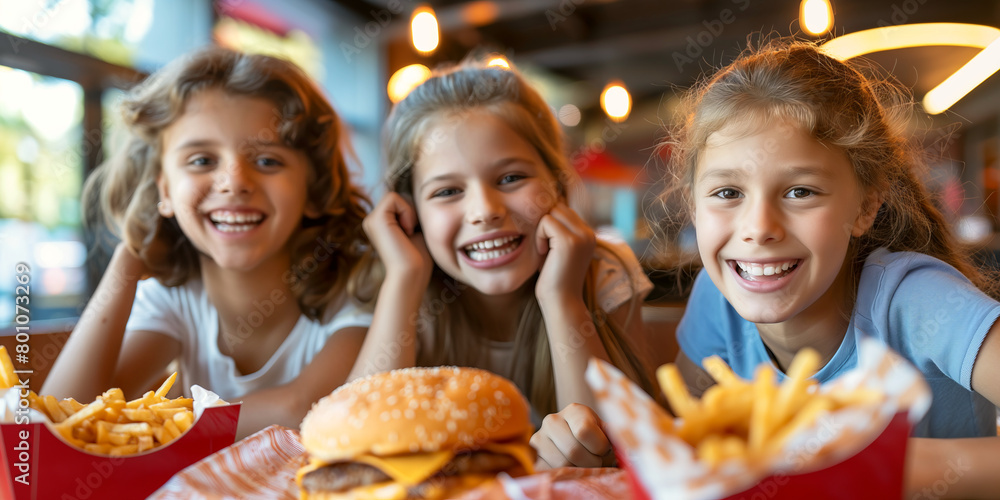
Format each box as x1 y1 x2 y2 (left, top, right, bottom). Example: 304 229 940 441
465 236 521 261
209 210 263 225
736 260 798 277
214 223 257 233
465 236 517 252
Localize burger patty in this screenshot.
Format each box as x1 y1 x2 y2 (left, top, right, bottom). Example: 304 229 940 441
301 450 519 494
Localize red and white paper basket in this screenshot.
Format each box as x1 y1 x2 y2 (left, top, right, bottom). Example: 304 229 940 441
0 386 240 500
586 338 931 500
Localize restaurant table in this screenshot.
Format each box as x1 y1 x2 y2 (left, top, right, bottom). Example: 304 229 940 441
148 425 633 499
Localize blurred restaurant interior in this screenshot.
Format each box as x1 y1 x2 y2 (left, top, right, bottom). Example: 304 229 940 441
2 0 1000 361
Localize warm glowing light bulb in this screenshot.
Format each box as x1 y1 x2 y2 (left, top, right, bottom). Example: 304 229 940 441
411 6 439 54
800 0 833 36
388 64 431 103
601 83 630 122
487 57 510 69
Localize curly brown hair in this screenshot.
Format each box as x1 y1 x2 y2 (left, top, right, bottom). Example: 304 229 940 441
660 38 999 301
85 46 376 319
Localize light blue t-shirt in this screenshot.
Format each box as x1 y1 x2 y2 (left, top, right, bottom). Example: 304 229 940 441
677 248 999 438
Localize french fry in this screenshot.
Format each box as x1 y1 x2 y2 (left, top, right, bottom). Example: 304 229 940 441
155 372 177 398
137 435 154 453
27 392 46 414
655 350 884 467
126 391 158 409
56 399 107 430
122 408 157 423
150 398 194 410
108 444 139 456
702 355 745 387
35 371 201 457
772 348 820 426
0 347 17 389
172 411 194 433
747 365 777 453
43 395 68 423
657 364 697 418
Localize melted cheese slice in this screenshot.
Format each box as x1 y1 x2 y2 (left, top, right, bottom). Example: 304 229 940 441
353 450 455 486
296 440 535 495
481 441 535 475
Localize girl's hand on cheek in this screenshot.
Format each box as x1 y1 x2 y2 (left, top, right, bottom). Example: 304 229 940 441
363 193 432 285
534 202 595 307
113 242 154 282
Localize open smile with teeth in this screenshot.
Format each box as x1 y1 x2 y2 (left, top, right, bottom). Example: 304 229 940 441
462 235 523 262
733 259 799 280
208 210 265 233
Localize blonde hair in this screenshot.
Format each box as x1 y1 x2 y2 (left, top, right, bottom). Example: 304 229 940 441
662 38 999 300
384 61 655 413
84 46 376 318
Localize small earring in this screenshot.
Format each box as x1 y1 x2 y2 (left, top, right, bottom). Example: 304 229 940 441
157 201 173 217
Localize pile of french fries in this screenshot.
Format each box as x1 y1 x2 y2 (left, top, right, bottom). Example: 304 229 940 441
656 348 885 467
0 346 196 456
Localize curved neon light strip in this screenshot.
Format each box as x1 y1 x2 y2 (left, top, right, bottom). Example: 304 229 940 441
821 23 1000 114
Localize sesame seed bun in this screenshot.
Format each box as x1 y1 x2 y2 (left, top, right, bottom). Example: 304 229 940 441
300 366 533 462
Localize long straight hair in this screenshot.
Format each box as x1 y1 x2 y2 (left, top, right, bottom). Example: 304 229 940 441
384 61 656 414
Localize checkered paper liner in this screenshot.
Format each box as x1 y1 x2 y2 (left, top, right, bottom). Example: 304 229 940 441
148 426 631 500
585 338 931 500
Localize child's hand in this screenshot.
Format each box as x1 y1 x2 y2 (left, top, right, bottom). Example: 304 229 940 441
363 192 432 284
530 403 616 470
534 202 596 306
112 242 153 282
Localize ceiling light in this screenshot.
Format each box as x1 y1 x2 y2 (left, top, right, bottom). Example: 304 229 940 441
821 23 1000 60
411 5 439 54
821 23 1000 114
601 82 630 122
800 0 833 37
487 56 510 69
388 64 431 103
924 36 1000 114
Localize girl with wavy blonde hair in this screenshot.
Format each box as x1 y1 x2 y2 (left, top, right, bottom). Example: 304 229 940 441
350 60 657 469
667 39 1000 496
43 46 376 438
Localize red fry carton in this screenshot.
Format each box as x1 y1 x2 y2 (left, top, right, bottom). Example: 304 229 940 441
586 338 931 500
0 386 240 500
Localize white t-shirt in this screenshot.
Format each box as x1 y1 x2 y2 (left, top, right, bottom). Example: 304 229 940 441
125 278 373 400
485 236 653 402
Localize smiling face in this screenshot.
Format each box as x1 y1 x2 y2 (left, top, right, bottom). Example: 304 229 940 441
692 117 877 326
412 109 560 296
157 88 316 273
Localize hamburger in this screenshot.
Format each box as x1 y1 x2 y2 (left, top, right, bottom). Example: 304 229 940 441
297 366 536 499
